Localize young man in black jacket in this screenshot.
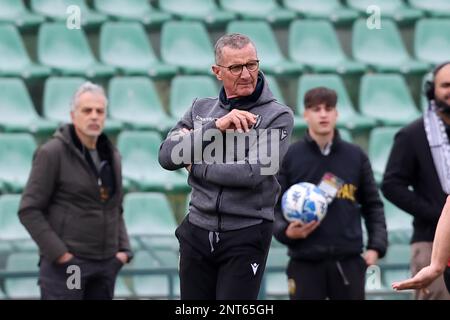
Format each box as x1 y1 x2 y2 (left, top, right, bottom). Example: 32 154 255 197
382 62 450 300
274 87 387 300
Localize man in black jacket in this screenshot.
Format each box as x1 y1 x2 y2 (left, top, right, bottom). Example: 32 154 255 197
274 87 387 300
382 62 450 300
19 82 132 300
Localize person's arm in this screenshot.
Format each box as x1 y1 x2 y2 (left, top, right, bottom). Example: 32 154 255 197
117 205 133 263
191 112 294 188
393 195 450 290
382 130 442 222
18 146 69 263
358 151 388 261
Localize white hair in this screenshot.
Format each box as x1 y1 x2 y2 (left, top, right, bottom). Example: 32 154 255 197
70 81 108 112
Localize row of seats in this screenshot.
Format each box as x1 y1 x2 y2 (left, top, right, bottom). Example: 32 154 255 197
0 72 427 137
2 0 450 30
3 17 449 80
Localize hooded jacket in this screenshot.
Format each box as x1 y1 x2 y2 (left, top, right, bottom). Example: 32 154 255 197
159 72 294 231
19 124 131 262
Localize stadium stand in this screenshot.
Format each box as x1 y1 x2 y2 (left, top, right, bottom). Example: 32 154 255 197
0 24 50 79
30 0 107 28
0 0 44 29
93 0 171 27
282 0 359 25
159 0 235 27
289 20 366 74
4 252 40 299
408 0 450 17
414 18 450 66
99 21 177 78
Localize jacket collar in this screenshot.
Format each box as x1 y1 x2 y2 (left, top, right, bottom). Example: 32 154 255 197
304 129 342 155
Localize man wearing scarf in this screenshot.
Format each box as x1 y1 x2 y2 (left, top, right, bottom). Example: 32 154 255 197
382 62 450 300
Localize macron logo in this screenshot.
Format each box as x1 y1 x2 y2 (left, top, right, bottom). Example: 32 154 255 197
251 263 259 275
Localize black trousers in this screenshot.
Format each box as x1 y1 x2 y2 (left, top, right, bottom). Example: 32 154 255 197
175 217 273 300
286 255 367 300
444 266 450 294
39 255 123 300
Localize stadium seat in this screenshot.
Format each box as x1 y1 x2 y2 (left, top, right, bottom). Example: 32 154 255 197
114 275 133 299
227 21 304 76
130 250 179 299
339 128 353 143
4 252 40 299
359 74 421 126
378 243 411 292
108 76 176 133
347 0 423 24
367 126 401 185
352 19 429 74
123 192 178 250
414 19 450 66
42 76 123 134
0 0 44 29
381 194 413 245
264 246 289 299
218 0 296 25
297 74 376 131
30 0 107 28
282 0 359 25
0 194 37 251
408 0 450 17
169 75 218 120
161 21 214 75
117 131 190 193
0 78 58 134
159 0 236 27
265 75 286 105
289 20 366 74
0 25 50 79
93 0 171 27
100 22 177 78
0 133 36 193
37 22 115 78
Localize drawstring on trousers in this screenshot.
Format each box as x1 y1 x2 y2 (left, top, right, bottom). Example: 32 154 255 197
208 231 220 253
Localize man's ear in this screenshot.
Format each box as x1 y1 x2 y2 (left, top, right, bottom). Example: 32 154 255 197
212 65 222 81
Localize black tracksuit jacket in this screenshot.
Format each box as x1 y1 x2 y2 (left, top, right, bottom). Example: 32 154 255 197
274 131 388 260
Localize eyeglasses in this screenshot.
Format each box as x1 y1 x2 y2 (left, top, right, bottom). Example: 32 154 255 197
216 60 260 75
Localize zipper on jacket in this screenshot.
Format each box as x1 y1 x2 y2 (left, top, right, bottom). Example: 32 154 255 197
215 187 223 232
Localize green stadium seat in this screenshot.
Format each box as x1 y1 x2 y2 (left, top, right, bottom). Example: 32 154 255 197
297 74 376 131
0 25 50 79
0 78 58 134
38 22 115 78
100 22 177 78
367 127 401 185
339 128 353 143
359 74 421 126
93 0 171 27
0 194 37 251
227 21 304 76
408 0 450 17
161 21 214 75
30 0 107 27
219 0 296 25
0 134 37 193
109 76 176 133
123 192 178 250
169 75 218 120
42 76 123 134
381 195 413 245
378 243 411 291
130 250 179 299
265 75 286 105
414 19 450 65
0 0 44 29
114 276 133 299
289 20 366 74
352 19 429 74
264 246 289 299
347 0 423 24
159 0 236 27
282 0 359 25
117 131 190 193
4 252 40 299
